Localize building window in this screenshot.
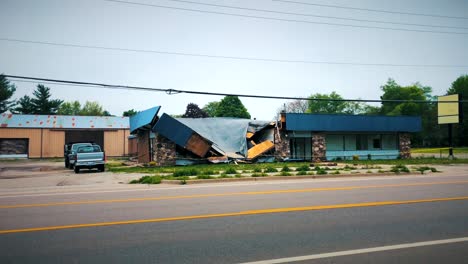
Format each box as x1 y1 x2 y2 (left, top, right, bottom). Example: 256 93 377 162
373 138 381 149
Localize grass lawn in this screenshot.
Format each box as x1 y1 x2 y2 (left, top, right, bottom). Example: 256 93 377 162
107 157 468 175
412 147 468 154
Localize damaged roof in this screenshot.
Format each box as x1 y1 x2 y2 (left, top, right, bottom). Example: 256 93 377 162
0 113 129 129
129 106 161 134
152 114 274 159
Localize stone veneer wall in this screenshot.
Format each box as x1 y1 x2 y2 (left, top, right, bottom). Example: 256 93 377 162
399 133 411 159
312 133 326 162
153 133 176 166
274 130 290 160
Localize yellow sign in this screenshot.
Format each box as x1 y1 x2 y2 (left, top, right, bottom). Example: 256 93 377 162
438 94 459 124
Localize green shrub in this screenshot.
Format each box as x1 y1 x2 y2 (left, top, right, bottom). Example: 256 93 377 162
314 166 321 171
148 161 157 167
352 155 360 161
196 175 213 179
296 170 307 175
264 166 278 173
281 165 291 172
225 167 237 174
252 173 268 177
253 167 262 173
234 174 243 178
180 176 188 185
201 170 215 176
219 174 232 178
366 170 373 174
332 170 340 175
415 166 431 174
136 175 162 184
279 171 291 176
390 164 410 174
295 165 310 171
129 179 139 184
430 167 439 172
173 168 199 177
317 169 328 175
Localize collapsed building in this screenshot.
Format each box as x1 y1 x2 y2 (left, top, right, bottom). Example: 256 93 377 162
128 107 422 166
152 113 277 165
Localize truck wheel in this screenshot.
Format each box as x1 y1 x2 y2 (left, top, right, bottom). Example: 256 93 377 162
98 165 105 172
74 167 80 174
65 159 69 168
68 163 74 169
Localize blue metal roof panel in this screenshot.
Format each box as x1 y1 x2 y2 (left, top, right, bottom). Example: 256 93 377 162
129 106 161 133
152 113 194 146
285 114 421 132
0 113 129 129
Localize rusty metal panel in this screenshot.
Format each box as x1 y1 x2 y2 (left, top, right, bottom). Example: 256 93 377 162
0 128 42 157
186 133 211 157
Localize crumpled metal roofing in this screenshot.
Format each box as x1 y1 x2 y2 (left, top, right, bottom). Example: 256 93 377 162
0 113 129 129
129 106 161 134
153 113 274 158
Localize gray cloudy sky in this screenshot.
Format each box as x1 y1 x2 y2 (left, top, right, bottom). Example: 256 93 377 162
1 0 467 119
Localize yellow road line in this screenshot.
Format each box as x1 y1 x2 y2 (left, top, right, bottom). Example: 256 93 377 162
2 180 468 209
1 196 467 234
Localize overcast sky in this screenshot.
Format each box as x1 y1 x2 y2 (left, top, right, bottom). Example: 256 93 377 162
1 0 467 120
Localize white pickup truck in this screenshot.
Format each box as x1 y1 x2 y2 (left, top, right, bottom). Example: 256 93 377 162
74 145 106 174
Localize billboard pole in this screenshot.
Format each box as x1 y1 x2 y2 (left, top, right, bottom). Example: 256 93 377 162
448 124 453 159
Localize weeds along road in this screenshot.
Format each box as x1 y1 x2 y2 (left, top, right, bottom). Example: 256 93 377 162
0 173 468 263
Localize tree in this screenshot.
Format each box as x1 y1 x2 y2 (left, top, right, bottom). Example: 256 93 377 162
30 84 63 114
80 101 107 116
0 75 16 113
58 101 81 115
123 109 137 117
182 103 208 118
446 75 468 146
14 95 35 114
57 100 111 116
215 96 251 119
380 79 428 116
307 92 366 114
379 78 441 146
202 101 220 117
283 100 309 113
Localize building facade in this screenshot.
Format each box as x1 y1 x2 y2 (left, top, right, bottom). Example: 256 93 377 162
0 113 130 158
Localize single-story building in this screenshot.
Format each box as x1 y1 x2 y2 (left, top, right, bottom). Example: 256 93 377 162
0 113 130 158
280 113 422 161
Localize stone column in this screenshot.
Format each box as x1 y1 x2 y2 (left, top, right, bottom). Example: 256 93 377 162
312 133 326 162
399 133 411 159
153 133 176 166
274 130 290 160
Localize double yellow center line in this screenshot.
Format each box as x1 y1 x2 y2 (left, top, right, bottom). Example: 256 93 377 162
1 180 468 209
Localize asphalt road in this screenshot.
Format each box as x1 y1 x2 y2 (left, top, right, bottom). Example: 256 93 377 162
1 173 467 263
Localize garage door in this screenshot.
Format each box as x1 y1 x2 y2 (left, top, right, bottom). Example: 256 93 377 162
0 139 29 158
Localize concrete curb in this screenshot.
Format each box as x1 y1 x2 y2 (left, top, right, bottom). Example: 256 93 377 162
161 172 424 185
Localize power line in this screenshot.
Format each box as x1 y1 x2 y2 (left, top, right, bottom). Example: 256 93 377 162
2 38 467 68
5 75 465 104
102 0 468 35
272 0 468 20
132 0 468 30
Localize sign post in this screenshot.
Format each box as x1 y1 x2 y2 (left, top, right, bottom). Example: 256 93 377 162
437 94 460 159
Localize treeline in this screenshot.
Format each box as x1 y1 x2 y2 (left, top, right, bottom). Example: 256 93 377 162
0 75 111 116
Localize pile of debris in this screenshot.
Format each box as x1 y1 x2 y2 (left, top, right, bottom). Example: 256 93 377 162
153 114 276 165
